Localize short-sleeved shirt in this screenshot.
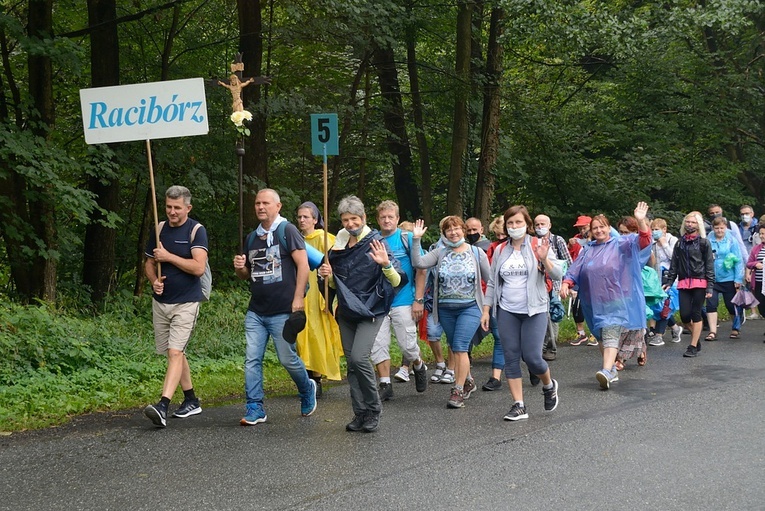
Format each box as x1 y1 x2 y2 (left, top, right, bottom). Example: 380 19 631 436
145 219 208 304
383 229 420 307
244 221 305 315
437 250 477 304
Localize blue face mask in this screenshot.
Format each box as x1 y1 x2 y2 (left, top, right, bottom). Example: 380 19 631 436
652 229 663 240
442 237 465 248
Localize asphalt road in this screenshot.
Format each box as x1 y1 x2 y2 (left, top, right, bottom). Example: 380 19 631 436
2 324 764 511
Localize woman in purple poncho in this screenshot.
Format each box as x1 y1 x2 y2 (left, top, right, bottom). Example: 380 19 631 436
560 202 652 390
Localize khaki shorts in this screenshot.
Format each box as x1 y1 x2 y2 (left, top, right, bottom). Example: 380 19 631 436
152 300 200 354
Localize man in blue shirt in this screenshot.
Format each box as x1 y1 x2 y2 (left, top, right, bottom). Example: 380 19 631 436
370 201 428 400
143 185 208 427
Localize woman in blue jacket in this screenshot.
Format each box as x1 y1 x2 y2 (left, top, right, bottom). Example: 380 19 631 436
705 216 745 340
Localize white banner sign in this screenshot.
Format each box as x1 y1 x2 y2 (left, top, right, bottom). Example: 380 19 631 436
79 78 209 144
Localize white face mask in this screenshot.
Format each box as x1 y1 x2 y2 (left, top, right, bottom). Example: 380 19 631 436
535 227 549 237
507 227 527 240
741 214 752 224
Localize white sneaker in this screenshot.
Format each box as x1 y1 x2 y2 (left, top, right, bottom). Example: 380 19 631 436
749 312 762 320
670 325 682 343
393 366 410 382
431 366 445 382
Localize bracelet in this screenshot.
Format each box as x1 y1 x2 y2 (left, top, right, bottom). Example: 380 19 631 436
383 263 392 269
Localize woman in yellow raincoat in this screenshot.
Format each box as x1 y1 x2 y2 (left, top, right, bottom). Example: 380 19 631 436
295 202 343 397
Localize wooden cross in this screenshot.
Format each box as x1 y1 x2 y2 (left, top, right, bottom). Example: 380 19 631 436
216 53 271 113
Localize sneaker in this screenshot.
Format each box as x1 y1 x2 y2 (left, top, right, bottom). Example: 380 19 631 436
596 369 613 390
683 344 698 358
240 405 267 426
586 335 599 346
439 371 455 384
431 366 445 382
529 373 541 386
570 333 588 346
413 363 428 393
542 351 557 361
749 312 762 320
609 367 619 383
482 377 502 391
144 404 167 428
463 378 476 400
647 332 665 347
378 382 394 401
361 412 380 432
670 325 682 343
301 378 318 416
447 388 465 408
171 398 201 418
393 366 410 382
346 414 365 432
543 379 559 411
503 402 528 421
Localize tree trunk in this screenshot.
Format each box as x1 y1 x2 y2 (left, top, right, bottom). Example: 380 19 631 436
26 0 57 302
474 7 503 225
446 0 473 217
238 0 267 230
371 43 421 220
406 1 433 225
83 0 120 304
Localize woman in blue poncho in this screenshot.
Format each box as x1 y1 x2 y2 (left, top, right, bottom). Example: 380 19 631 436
705 216 745 340
560 202 652 390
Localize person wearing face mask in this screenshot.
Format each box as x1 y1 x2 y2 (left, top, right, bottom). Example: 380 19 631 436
480 206 562 420
662 211 715 358
411 216 491 409
738 205 758 255
560 203 653 390
534 215 572 362
647 218 682 344
317 196 406 432
465 217 492 252
738 205 761 320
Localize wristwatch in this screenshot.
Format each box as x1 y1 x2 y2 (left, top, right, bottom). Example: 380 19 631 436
414 297 425 304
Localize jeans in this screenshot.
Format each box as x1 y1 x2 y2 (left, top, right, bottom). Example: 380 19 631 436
244 310 312 409
489 314 505 370
437 302 482 353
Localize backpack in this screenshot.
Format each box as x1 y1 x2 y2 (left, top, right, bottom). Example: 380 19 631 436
158 220 211 301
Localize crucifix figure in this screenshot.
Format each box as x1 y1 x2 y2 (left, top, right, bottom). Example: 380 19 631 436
217 53 271 112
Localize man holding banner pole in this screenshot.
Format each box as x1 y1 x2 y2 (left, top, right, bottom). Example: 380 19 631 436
143 185 208 427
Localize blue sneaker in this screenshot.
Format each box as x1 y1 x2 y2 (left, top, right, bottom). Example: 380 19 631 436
240 405 267 426
301 378 318 417
596 369 612 390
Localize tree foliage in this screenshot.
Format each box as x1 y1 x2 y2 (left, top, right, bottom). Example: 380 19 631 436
0 0 764 303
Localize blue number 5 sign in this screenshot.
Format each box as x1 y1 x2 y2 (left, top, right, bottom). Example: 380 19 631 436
310 114 339 156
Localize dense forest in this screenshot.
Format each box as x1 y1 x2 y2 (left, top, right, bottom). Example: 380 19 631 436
2 0 765 304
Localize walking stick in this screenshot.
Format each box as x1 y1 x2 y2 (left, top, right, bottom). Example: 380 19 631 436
323 144 330 312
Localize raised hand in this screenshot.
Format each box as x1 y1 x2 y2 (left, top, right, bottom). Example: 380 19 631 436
534 236 550 261
634 201 649 222
369 239 390 267
412 219 428 239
